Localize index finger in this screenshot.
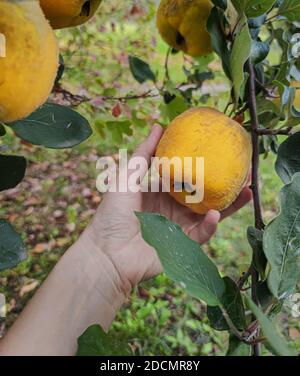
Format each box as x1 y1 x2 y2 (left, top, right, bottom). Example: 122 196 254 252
220 186 252 220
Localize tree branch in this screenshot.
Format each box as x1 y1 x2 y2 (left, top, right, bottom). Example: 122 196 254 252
101 90 159 101
256 128 292 136
247 60 265 357
53 86 159 106
247 61 265 231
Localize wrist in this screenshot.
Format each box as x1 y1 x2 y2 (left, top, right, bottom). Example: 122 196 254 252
82 216 135 294
76 226 132 296
65 230 131 331
1 230 131 356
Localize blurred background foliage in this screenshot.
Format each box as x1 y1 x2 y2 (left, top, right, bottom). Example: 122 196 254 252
0 0 299 355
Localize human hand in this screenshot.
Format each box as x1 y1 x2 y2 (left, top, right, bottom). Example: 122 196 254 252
85 125 252 295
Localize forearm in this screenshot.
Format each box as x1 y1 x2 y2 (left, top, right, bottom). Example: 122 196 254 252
0 231 127 356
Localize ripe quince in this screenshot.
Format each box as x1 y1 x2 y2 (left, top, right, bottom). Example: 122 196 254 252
40 0 102 29
0 0 59 123
155 107 252 214
156 0 213 57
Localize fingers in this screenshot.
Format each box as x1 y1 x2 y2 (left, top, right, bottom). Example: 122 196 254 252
188 210 221 244
129 125 164 178
220 186 252 220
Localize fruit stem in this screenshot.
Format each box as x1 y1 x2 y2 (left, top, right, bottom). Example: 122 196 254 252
164 47 171 84
247 60 265 357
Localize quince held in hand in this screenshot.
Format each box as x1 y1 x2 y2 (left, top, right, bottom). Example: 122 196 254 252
155 107 252 214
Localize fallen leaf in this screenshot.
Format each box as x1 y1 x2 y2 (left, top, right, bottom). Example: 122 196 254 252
19 281 39 298
53 210 64 219
66 223 76 232
56 237 70 247
289 328 300 339
32 243 48 254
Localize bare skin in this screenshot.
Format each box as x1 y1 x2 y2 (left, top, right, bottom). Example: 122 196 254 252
0 125 252 355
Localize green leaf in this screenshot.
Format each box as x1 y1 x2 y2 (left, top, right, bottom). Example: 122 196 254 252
247 227 267 280
251 40 270 64
226 335 251 356
231 0 245 14
136 212 225 306
207 277 246 331
160 96 189 122
247 0 276 17
76 325 131 356
0 154 26 192
290 65 300 82
230 16 252 105
128 56 156 84
257 281 276 310
131 111 147 128
0 124 6 137
275 132 300 184
10 103 92 149
245 295 297 356
278 0 300 21
263 173 300 299
232 0 276 17
248 14 267 35
193 55 215 70
0 220 27 271
212 0 227 9
106 120 132 144
256 97 281 116
206 7 231 79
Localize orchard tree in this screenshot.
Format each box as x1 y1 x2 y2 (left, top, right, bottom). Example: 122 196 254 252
1 0 300 356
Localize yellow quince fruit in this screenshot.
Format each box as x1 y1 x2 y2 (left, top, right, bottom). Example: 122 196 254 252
0 0 59 123
155 107 252 214
156 0 213 57
39 0 102 29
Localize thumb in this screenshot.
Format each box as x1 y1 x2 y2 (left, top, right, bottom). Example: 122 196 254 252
128 124 164 178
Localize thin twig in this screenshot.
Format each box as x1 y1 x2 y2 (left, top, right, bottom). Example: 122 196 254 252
265 13 280 23
224 101 233 115
101 90 159 101
220 306 264 346
53 86 159 106
237 265 254 289
164 47 171 83
256 128 292 136
255 79 278 98
220 306 245 342
236 103 249 116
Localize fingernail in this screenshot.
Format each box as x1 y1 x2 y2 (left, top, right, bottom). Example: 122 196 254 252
151 124 161 133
